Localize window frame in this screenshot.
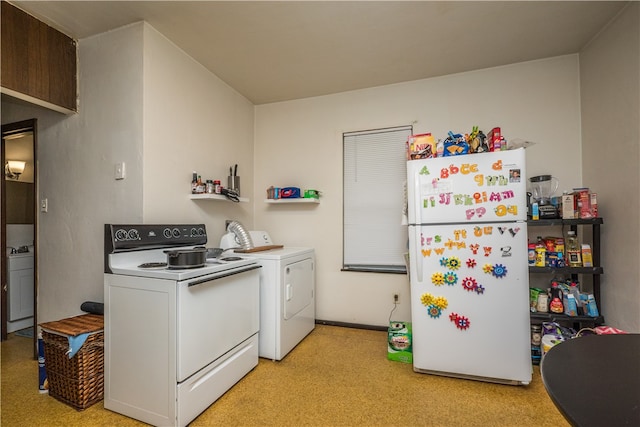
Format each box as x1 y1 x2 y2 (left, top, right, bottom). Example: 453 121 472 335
342 125 412 274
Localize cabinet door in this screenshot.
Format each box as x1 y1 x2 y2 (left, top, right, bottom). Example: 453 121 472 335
8 268 34 321
1 2 77 111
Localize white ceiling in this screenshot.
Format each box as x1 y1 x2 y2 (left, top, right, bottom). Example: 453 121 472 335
10 1 629 105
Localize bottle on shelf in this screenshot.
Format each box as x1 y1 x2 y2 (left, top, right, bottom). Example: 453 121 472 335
206 180 214 194
535 236 546 267
549 281 564 314
191 171 198 194
566 230 582 267
196 175 205 194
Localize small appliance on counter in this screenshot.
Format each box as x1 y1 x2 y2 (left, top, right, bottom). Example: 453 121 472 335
529 175 560 219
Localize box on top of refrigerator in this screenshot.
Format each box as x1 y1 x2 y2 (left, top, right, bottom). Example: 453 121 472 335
407 133 437 160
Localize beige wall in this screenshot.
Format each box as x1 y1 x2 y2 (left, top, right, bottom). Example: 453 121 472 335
254 55 583 327
579 2 640 332
2 21 255 324
141 24 255 236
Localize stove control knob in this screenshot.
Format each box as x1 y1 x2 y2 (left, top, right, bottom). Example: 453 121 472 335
172 228 181 238
163 228 172 239
198 228 205 236
190 228 198 237
127 229 139 240
115 229 127 241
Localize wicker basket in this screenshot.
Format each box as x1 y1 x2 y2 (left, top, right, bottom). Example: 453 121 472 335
42 327 104 410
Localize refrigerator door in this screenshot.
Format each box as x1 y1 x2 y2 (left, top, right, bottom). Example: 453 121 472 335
407 148 527 225
409 221 531 385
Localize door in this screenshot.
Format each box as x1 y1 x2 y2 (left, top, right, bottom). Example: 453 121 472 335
283 257 314 320
409 221 531 384
1 119 37 357
8 255 34 320
176 267 259 382
407 148 527 225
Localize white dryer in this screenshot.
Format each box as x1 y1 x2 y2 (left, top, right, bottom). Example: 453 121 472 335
220 231 315 361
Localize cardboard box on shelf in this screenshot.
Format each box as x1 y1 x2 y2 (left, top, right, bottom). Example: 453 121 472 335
590 193 598 217
406 133 436 160
581 244 593 267
575 188 593 219
562 194 576 219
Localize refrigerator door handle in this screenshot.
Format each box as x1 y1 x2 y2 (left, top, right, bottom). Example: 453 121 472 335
414 225 423 283
413 171 422 225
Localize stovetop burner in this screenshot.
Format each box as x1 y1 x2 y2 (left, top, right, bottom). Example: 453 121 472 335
220 256 242 262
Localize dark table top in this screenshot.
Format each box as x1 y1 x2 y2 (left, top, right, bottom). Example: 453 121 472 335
540 334 640 427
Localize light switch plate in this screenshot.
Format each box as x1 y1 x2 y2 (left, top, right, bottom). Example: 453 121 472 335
40 198 48 213
115 162 126 180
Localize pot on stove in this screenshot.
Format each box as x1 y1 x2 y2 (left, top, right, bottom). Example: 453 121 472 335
164 246 207 269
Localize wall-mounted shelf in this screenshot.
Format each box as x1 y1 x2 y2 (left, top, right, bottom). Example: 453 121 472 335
264 198 320 204
190 194 249 203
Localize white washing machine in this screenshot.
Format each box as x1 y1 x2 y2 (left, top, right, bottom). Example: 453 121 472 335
220 231 315 361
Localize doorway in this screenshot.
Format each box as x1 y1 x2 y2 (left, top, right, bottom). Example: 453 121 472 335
1 119 37 358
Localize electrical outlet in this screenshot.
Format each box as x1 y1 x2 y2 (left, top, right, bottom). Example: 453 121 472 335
393 293 400 304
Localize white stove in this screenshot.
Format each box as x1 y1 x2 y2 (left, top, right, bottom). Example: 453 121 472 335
104 224 261 426
107 247 256 281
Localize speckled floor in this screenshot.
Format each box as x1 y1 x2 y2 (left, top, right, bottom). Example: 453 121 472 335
1 325 568 426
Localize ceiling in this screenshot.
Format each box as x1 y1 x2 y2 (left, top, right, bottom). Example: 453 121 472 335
10 1 629 105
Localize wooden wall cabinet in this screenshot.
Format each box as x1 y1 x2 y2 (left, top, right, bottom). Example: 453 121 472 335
1 2 77 113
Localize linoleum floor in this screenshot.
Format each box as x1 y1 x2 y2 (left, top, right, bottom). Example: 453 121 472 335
1 325 568 426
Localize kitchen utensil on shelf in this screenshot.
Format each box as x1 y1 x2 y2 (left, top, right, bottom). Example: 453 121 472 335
529 175 559 205
529 175 560 219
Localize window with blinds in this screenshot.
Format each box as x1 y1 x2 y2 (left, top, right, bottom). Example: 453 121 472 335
343 125 412 273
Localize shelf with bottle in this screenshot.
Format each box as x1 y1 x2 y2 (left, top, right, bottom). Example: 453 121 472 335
527 217 603 227
264 198 319 204
528 265 603 274
527 216 604 327
190 193 249 203
530 311 604 324
190 171 249 202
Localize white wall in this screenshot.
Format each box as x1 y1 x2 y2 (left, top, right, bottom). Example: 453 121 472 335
141 24 255 238
41 23 145 323
2 23 146 324
255 56 583 327
579 2 640 332
2 21 255 325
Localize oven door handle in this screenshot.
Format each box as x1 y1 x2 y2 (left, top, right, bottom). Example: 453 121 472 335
187 265 261 287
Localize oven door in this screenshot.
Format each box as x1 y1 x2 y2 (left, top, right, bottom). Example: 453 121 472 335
176 265 260 382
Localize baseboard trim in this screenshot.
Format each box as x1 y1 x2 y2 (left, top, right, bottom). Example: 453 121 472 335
315 319 388 332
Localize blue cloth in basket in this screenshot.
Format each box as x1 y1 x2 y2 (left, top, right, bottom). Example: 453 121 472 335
66 332 90 358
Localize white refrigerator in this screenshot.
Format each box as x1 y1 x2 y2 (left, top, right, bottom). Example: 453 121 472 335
407 148 531 385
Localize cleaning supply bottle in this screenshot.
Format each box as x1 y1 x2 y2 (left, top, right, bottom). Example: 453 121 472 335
566 231 582 267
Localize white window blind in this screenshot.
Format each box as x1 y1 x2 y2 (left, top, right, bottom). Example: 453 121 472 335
343 125 412 273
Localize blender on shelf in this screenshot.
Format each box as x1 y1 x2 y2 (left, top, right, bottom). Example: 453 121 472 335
529 175 559 219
